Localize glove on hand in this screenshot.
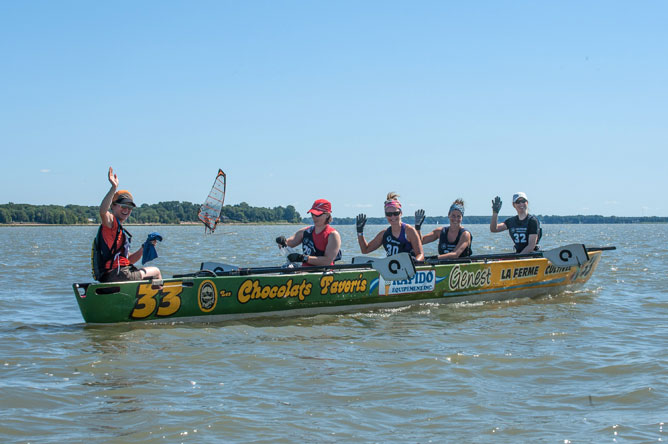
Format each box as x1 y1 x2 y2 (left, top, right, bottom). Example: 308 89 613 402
492 196 502 214
356 214 367 234
414 209 425 231
276 236 287 248
287 253 305 263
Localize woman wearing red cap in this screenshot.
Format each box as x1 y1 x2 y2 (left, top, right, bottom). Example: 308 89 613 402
93 167 162 282
355 192 424 261
275 198 342 266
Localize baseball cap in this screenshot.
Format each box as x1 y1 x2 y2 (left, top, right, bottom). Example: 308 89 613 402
113 190 136 207
307 198 332 216
512 192 528 203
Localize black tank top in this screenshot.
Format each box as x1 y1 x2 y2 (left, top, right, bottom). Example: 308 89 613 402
382 223 414 256
437 226 472 257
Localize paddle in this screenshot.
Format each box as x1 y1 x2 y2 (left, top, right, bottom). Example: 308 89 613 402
542 244 589 267
418 244 616 266
350 253 416 281
177 246 615 280
178 252 416 281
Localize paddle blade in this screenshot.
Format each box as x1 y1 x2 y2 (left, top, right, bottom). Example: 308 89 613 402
354 253 416 281
543 244 589 267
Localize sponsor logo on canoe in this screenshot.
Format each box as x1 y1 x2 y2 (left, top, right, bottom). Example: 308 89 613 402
448 265 492 291
500 266 539 281
198 280 217 312
319 273 367 295
237 278 312 303
379 270 435 296
544 265 573 276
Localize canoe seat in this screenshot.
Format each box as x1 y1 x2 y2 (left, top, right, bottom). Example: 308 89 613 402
200 262 239 275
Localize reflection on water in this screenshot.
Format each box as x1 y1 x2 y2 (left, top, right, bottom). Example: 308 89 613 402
0 224 667 442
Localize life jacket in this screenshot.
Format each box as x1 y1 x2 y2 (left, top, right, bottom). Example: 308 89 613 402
302 225 342 263
91 220 132 281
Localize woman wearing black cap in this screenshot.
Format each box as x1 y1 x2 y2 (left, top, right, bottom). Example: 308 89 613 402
275 198 342 266
490 192 541 253
93 167 162 282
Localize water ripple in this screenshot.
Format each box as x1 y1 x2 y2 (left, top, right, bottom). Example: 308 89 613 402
1 224 667 442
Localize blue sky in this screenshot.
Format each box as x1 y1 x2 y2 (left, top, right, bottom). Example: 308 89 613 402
1 1 666 217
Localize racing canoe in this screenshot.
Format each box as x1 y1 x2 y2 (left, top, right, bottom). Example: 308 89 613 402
72 245 613 324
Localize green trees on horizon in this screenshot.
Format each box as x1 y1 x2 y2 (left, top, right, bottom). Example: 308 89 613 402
1 202 666 225
0 204 98 225
328 215 668 225
0 202 302 224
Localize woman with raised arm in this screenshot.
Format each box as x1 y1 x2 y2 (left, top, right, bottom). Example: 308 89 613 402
275 199 342 266
93 167 162 282
356 192 424 261
490 192 541 253
419 198 472 260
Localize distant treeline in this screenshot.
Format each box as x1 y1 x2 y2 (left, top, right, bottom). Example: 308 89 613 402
1 202 666 225
0 202 302 224
326 215 668 225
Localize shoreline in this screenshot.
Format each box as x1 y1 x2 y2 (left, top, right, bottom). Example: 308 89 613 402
2 220 667 227
0 222 303 227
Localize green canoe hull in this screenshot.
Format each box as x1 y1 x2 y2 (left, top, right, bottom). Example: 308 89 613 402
73 251 603 324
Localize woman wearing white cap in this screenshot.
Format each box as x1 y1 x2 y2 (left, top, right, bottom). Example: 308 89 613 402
275 199 342 266
355 192 424 261
489 192 541 253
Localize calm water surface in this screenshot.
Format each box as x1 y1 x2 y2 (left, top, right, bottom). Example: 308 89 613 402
0 224 666 443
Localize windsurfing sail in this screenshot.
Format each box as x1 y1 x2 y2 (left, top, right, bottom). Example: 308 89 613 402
198 169 226 233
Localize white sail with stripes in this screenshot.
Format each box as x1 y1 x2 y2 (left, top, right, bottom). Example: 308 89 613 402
198 169 226 233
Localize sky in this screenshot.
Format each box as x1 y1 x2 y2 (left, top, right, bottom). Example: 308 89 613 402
1 1 666 218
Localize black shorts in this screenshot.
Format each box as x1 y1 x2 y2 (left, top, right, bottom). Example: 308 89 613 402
101 265 144 282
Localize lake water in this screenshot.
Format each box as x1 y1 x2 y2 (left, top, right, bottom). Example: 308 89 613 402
0 223 666 443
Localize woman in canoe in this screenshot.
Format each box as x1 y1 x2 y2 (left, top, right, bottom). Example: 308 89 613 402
355 192 424 261
490 191 541 253
418 198 472 260
275 198 342 266
93 167 162 282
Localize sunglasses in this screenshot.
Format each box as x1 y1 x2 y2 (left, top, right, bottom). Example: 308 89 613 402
385 211 401 217
117 203 134 209
514 199 527 204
